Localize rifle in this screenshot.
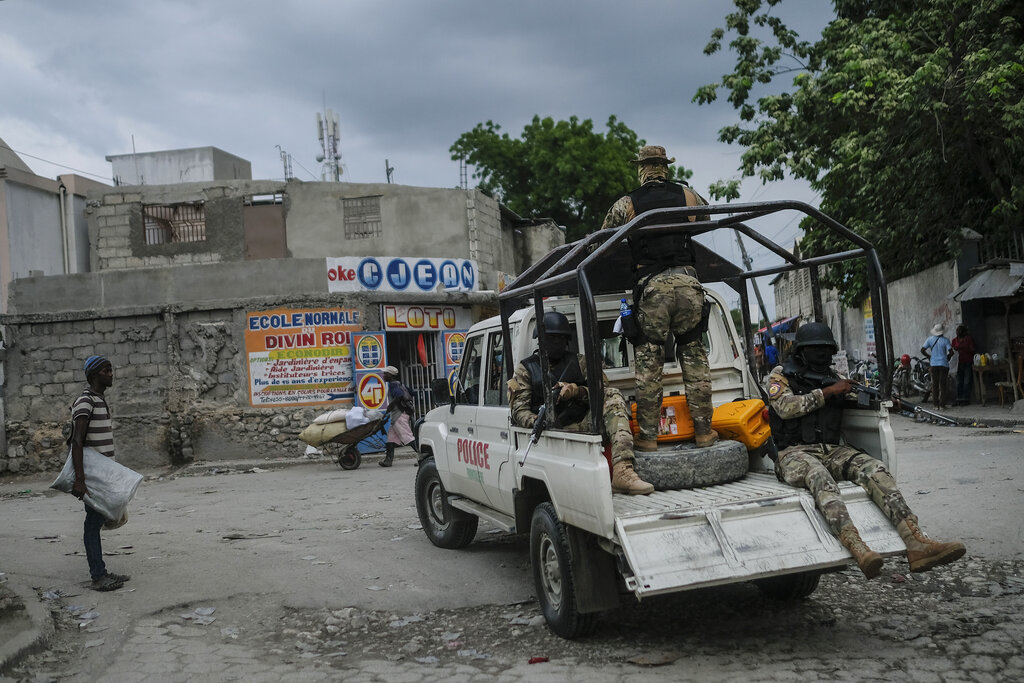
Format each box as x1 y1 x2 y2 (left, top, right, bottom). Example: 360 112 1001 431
519 381 567 466
803 369 957 426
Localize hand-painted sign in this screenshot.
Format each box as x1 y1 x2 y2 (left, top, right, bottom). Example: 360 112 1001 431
444 331 468 370
382 305 473 331
327 257 478 293
352 332 387 372
355 371 387 410
245 307 360 406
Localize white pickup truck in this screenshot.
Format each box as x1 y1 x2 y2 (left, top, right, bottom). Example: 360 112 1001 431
414 201 907 638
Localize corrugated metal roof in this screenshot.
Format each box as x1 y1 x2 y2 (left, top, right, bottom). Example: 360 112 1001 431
950 266 1024 301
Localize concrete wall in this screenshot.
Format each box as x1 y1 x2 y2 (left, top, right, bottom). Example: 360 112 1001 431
0 260 498 474
108 147 252 185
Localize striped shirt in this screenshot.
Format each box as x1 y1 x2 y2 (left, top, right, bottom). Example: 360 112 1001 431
71 389 115 458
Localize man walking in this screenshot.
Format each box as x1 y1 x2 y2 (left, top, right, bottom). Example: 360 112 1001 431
921 323 954 409
600 145 717 451
70 356 130 591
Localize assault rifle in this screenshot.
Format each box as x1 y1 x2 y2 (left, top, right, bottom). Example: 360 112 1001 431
803 369 957 425
519 383 563 466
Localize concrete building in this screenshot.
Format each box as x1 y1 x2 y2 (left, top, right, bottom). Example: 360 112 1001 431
106 146 252 186
0 170 562 473
0 138 109 313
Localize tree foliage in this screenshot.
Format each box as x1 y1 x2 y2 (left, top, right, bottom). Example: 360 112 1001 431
450 115 692 241
697 0 1024 304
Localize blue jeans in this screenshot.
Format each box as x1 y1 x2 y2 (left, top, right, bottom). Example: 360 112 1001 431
84 504 107 580
956 365 973 404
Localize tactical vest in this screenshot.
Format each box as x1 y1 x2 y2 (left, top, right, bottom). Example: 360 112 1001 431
628 181 698 272
521 352 588 426
768 359 844 449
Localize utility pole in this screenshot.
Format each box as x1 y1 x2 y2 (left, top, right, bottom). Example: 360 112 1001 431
734 230 774 341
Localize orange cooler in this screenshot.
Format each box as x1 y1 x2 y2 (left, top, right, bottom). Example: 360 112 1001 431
630 396 770 450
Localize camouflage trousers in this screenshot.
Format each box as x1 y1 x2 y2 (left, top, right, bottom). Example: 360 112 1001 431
775 444 916 536
635 272 712 441
562 386 635 465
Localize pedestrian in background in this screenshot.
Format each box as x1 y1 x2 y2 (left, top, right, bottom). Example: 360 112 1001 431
380 366 414 467
921 323 954 409
951 324 976 406
765 338 779 368
70 356 131 591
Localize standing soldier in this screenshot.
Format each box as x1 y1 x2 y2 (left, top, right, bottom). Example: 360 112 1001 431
600 145 717 451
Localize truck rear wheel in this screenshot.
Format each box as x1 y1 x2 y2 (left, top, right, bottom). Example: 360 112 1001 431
633 439 748 491
415 458 478 549
755 571 821 600
530 502 597 639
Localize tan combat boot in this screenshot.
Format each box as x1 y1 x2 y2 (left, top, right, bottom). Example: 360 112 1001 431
897 518 966 572
612 461 655 496
633 438 658 452
838 525 884 579
694 429 719 448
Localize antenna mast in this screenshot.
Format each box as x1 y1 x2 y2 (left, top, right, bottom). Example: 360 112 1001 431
315 105 342 182
275 145 293 180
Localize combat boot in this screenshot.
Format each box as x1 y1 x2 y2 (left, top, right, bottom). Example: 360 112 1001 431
611 461 655 496
694 429 719 448
633 438 658 452
896 518 965 572
838 525 884 579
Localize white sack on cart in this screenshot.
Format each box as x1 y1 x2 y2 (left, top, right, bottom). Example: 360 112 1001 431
313 408 349 425
50 447 144 522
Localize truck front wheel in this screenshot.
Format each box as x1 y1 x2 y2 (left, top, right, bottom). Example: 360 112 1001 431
415 458 478 549
530 502 597 639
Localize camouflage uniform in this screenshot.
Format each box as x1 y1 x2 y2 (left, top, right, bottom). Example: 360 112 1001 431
765 366 917 535
508 354 636 466
601 162 714 442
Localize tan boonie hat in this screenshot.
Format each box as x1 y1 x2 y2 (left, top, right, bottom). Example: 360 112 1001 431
632 145 675 165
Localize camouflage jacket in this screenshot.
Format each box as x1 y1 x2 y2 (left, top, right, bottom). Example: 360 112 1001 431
508 354 600 428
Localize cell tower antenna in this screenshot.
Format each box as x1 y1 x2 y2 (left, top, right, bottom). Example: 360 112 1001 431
385 158 394 184
315 102 343 182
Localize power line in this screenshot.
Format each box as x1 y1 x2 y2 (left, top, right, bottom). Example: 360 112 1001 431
0 142 110 181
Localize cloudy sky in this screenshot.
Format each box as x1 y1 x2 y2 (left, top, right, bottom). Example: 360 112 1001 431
1 0 834 317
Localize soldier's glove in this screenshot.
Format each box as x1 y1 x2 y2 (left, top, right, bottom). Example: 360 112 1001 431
557 382 585 402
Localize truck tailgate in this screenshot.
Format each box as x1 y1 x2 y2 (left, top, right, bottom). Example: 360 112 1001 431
613 473 906 597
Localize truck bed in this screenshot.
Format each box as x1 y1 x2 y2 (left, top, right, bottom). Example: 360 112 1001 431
611 473 907 597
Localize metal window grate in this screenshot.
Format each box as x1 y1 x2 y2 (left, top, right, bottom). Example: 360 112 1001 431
343 196 382 239
144 203 207 245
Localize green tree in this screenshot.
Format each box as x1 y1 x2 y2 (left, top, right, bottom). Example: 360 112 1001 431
696 0 1024 304
451 115 692 241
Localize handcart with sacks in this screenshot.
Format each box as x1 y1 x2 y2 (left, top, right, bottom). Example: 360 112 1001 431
298 406 386 470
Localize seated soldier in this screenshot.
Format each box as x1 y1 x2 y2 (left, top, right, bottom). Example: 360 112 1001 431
766 322 965 578
507 311 654 495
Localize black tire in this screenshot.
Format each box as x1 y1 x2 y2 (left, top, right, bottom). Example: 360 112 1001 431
530 502 597 639
755 571 821 600
415 458 478 549
337 445 361 470
632 439 748 491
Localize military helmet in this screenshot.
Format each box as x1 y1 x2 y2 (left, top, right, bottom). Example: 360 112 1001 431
534 311 573 338
793 322 838 353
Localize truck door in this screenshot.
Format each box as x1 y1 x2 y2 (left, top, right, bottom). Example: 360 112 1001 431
443 333 488 501
476 329 515 511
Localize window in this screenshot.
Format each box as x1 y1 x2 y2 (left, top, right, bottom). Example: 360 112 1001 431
456 335 483 405
143 202 206 245
343 196 382 239
483 330 508 406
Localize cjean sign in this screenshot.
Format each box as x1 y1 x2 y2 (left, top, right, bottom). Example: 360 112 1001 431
327 257 478 293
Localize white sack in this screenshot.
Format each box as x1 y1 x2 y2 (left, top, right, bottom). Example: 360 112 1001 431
51 447 144 522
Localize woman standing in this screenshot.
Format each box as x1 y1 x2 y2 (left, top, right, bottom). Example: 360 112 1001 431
380 366 415 467
951 325 977 406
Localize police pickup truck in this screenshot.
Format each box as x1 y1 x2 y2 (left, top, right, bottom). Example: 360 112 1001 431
414 201 907 638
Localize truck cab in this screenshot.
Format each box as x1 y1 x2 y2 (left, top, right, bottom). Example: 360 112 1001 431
415 200 904 638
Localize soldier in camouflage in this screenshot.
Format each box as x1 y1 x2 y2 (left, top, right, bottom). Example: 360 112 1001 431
766 322 965 578
508 311 654 495
600 145 717 451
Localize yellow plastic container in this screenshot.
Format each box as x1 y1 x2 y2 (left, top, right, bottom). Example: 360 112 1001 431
630 396 770 450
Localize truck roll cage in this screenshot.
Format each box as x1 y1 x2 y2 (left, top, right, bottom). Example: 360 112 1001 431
498 200 895 437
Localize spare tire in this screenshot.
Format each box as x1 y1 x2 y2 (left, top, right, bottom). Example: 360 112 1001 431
632 439 748 491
